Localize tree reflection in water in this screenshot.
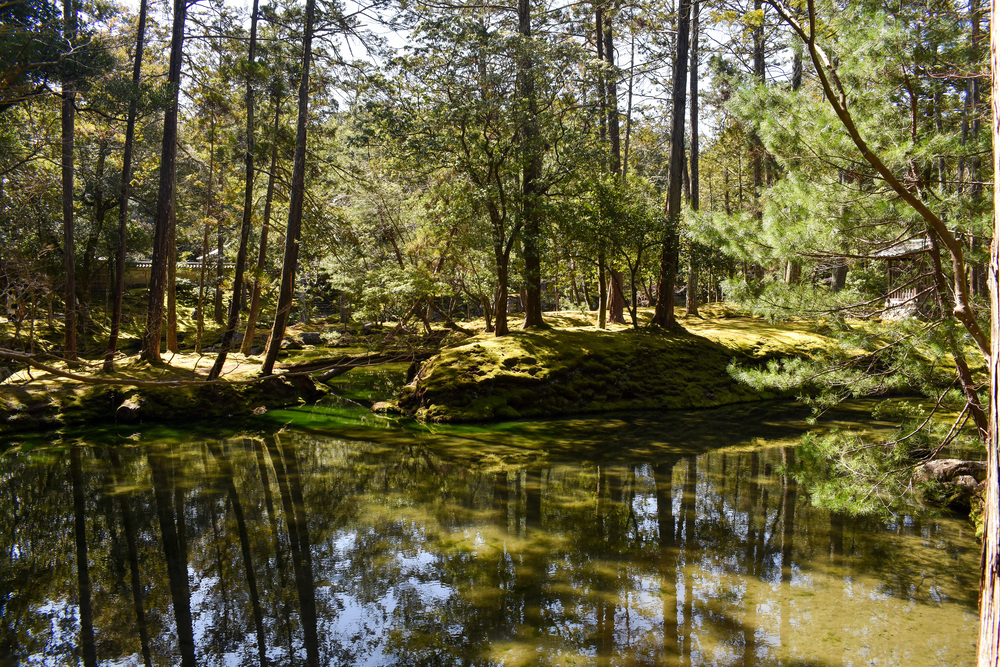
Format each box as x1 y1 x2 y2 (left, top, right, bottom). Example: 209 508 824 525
0 417 981 666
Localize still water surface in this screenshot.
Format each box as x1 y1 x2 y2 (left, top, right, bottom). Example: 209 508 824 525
0 402 980 666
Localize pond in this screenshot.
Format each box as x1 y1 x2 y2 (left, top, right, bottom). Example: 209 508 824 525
0 400 980 666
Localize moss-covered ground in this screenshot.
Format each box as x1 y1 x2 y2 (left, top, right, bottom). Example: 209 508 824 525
0 301 953 432
396 305 843 422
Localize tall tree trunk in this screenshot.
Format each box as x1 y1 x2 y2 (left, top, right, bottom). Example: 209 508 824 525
598 247 607 327
196 221 210 352
166 201 178 352
140 0 187 363
751 0 765 197
61 0 77 359
262 0 316 375
80 138 109 327
604 4 622 178
210 0 261 380
519 0 545 329
242 93 281 355
104 0 147 372
493 217 511 336
686 0 700 318
978 7 1000 661
622 24 635 180
651 0 692 329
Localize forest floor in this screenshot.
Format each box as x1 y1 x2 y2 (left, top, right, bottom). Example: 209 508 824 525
0 303 933 433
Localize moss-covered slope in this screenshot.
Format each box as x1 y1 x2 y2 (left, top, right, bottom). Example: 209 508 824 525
397 323 823 422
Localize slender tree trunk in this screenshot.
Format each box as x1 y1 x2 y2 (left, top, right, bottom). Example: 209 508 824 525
686 0 700 318
623 25 635 180
61 0 77 359
604 5 622 178
519 0 545 329
166 201 179 352
652 0 692 329
104 0 147 371
196 223 210 352
242 93 282 355
80 139 109 326
140 0 187 363
978 8 1000 661
598 247 607 327
494 232 511 336
262 0 316 375
210 0 261 379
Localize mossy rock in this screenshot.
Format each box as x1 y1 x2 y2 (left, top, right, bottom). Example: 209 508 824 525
1 374 327 436
398 326 805 423
64 375 327 426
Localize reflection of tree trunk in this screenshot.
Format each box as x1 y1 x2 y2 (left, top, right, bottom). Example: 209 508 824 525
829 511 844 561
780 448 796 581
205 446 232 645
681 457 696 661
780 448 797 654
494 471 509 530
654 460 679 662
242 94 283 355
254 439 284 571
71 446 98 667
267 437 320 667
148 447 196 667
110 449 153 667
597 466 623 663
208 442 268 666
525 469 542 529
743 452 759 667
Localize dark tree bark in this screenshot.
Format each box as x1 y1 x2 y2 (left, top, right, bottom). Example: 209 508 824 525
262 0 316 375
210 0 261 380
103 0 147 371
519 0 545 329
604 5 622 178
61 0 77 359
140 0 187 363
686 0 700 317
595 6 608 329
607 268 625 323
651 0 692 329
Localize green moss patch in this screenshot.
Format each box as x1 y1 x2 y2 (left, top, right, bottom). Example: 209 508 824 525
397 320 829 422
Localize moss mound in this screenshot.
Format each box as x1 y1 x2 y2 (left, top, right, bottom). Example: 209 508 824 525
397 322 823 422
0 353 328 436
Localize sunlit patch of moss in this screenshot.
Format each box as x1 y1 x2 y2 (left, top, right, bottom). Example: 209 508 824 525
397 322 819 422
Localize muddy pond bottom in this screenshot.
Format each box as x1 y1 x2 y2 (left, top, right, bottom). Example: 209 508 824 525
0 403 980 665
